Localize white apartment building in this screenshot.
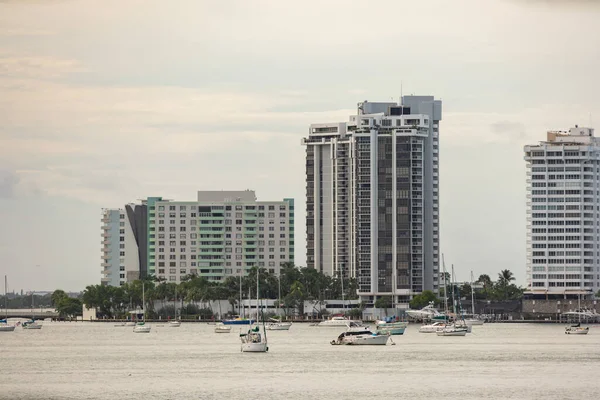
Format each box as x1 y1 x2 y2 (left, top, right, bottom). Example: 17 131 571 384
524 126 600 295
101 207 142 286
102 191 295 286
303 96 441 306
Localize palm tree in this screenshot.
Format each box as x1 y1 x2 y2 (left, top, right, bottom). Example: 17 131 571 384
497 270 515 300
477 274 493 299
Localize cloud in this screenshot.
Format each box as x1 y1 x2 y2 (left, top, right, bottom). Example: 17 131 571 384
0 54 82 79
0 28 54 37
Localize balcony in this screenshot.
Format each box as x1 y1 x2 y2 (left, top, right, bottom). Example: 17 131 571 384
102 217 110 223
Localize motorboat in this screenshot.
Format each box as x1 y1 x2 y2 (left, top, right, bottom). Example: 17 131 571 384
565 323 589 335
330 326 390 346
240 325 268 352
0 320 15 332
215 323 232 333
167 320 181 327
375 319 408 335
266 320 292 331
22 320 42 330
419 321 447 333
436 324 468 337
133 322 151 333
406 302 446 322
223 317 255 325
317 316 362 327
464 318 484 326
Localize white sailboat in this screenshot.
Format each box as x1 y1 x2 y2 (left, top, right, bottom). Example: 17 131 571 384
240 269 268 352
463 271 484 326
565 294 589 335
133 282 151 333
266 274 291 331
0 276 15 332
22 291 42 330
436 261 468 337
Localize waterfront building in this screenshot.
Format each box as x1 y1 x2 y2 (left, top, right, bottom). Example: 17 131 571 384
524 126 600 297
302 96 442 306
101 190 294 286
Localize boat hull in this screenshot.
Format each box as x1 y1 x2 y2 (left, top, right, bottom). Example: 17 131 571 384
436 329 467 336
317 320 361 327
338 334 389 345
222 319 255 325
565 328 589 335
22 324 42 330
266 323 291 331
215 328 231 333
465 319 484 326
167 321 181 327
0 325 15 332
376 326 405 335
241 342 268 352
133 326 151 333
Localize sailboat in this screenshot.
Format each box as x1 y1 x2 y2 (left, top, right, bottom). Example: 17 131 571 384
133 282 151 333
0 276 15 332
22 291 42 330
436 262 468 337
240 269 268 352
168 290 181 327
464 271 484 326
565 293 589 335
266 273 291 331
223 273 255 325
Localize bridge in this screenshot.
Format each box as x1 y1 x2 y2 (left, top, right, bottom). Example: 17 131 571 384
1 308 59 319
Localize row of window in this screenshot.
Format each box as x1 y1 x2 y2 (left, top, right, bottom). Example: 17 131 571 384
156 204 286 211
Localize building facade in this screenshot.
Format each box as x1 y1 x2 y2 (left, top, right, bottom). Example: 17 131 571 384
524 126 600 296
303 96 442 306
101 191 294 286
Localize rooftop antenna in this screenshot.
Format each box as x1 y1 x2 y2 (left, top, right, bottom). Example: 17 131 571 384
400 81 403 105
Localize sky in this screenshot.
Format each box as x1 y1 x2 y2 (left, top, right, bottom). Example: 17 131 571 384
1 0 599 292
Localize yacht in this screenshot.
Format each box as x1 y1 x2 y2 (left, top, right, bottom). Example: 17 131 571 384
436 324 468 337
266 319 292 331
406 302 446 322
215 323 231 333
330 326 390 346
317 316 362 327
419 321 447 333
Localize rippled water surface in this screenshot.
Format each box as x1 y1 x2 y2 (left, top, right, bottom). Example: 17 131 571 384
1 322 599 399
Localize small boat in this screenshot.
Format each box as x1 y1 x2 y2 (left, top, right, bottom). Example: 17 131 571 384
114 322 126 327
222 317 255 325
565 323 589 335
133 322 151 333
133 283 151 333
240 271 268 352
419 321 447 333
464 318 484 326
125 321 136 327
436 324 468 337
167 320 181 327
375 318 408 335
266 318 292 331
215 323 231 333
406 302 446 322
240 325 268 352
317 316 362 327
22 320 42 330
331 326 390 346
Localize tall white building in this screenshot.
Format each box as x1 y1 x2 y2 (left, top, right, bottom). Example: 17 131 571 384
101 207 143 286
524 126 600 295
303 96 442 306
101 191 295 286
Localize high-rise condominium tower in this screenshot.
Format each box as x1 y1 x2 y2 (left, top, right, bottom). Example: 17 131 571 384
101 190 294 286
524 126 600 295
303 95 442 306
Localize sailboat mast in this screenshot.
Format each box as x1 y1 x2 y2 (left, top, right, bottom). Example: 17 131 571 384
451 265 456 315
470 271 475 316
442 254 448 317
256 269 259 323
142 282 145 321
239 273 243 318
277 273 281 317
340 266 345 311
4 276 7 320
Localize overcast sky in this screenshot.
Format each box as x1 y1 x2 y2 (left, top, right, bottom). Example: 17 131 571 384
1 0 599 292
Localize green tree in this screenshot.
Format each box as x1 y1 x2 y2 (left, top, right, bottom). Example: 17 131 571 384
374 296 392 316
409 290 438 310
56 297 82 318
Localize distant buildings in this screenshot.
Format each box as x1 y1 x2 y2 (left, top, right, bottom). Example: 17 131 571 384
303 96 442 307
101 191 294 286
524 126 600 296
